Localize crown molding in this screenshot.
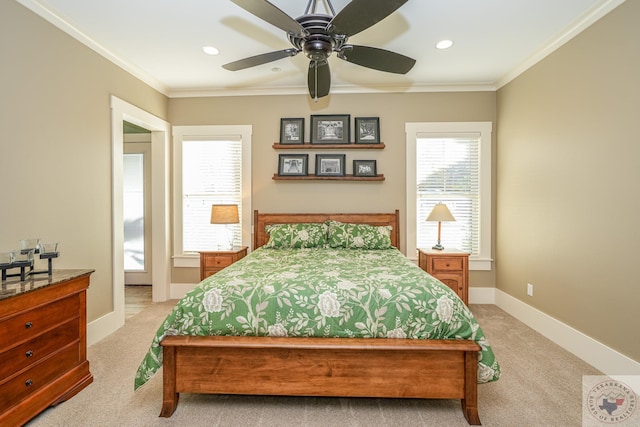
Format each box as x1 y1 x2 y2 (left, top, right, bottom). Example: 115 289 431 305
496 0 627 89
16 0 169 96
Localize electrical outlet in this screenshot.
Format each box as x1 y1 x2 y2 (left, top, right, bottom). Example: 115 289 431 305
527 283 534 297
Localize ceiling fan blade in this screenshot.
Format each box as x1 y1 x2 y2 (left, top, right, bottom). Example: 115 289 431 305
308 60 331 100
222 48 299 71
328 0 409 37
337 45 415 74
230 0 306 36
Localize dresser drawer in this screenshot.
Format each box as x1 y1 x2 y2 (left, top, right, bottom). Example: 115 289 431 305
204 256 233 268
430 257 464 272
0 320 79 380
0 342 80 413
0 295 79 352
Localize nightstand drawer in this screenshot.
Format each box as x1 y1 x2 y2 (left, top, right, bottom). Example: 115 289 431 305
0 320 79 380
0 295 79 352
200 247 248 281
431 257 464 272
204 256 233 268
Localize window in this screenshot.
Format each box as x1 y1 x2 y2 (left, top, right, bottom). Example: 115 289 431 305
173 125 252 267
406 122 492 270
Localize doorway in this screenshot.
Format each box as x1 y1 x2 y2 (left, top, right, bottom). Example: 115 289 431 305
123 127 152 285
105 95 170 337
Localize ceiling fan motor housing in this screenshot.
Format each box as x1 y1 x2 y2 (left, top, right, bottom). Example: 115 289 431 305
289 14 346 61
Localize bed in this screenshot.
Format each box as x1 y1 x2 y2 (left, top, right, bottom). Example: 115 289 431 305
135 210 500 425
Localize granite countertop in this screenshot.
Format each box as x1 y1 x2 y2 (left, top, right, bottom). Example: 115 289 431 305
0 269 94 301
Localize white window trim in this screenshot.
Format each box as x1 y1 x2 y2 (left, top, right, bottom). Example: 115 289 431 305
172 125 252 268
405 122 493 270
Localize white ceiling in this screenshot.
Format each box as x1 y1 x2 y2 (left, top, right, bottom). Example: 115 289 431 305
18 0 624 97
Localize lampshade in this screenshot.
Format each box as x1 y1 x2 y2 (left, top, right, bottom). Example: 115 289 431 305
426 203 456 222
210 204 239 224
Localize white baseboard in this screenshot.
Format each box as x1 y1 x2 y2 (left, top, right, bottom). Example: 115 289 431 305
87 310 123 347
494 289 640 378
170 282 197 300
469 286 496 304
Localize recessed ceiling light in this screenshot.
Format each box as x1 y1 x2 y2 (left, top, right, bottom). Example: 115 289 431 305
202 46 219 56
271 67 281 73
436 40 454 50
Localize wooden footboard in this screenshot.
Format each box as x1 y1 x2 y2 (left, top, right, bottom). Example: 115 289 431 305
160 336 481 425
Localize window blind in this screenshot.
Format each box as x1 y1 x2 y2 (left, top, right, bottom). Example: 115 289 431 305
182 139 242 251
416 135 480 255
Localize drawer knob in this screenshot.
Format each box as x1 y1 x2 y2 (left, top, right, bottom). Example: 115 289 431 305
25 379 33 387
25 322 33 329
26 350 34 358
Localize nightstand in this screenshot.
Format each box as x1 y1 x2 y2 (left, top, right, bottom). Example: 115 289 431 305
199 247 248 280
418 248 469 305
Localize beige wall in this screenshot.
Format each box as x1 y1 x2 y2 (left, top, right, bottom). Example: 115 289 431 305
0 1 168 322
496 0 639 362
169 91 497 284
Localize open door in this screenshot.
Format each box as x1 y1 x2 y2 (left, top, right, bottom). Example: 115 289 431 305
123 128 152 285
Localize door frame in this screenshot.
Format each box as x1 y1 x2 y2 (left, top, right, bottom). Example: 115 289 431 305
110 96 170 326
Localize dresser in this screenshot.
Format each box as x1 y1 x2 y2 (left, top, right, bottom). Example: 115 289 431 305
418 249 469 305
199 247 248 280
0 270 93 426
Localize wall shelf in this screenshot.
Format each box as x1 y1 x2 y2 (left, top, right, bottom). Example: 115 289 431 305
272 174 385 181
273 143 385 150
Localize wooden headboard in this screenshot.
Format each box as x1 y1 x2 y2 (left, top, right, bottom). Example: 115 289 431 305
253 210 400 249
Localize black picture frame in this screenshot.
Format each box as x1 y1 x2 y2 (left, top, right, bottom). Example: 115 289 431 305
311 114 350 144
315 154 346 177
355 117 380 144
278 154 309 176
279 118 305 144
353 160 377 177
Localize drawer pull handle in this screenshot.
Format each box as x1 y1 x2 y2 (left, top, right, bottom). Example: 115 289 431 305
445 263 450 267
25 322 33 329
25 379 33 387
26 350 34 358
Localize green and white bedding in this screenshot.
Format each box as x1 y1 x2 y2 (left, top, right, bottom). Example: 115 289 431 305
134 247 501 390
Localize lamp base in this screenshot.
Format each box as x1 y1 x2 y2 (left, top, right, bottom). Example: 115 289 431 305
432 243 444 250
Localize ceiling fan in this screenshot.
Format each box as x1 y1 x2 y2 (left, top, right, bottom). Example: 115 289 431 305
223 0 416 100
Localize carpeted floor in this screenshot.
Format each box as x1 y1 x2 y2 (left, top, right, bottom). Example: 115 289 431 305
27 302 600 426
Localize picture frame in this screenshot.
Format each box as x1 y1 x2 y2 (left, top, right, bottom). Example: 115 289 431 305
279 118 305 144
354 117 380 144
278 154 309 176
353 160 377 177
310 114 350 144
315 154 346 177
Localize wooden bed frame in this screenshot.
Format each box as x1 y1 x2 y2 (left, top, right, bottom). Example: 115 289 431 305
159 210 482 425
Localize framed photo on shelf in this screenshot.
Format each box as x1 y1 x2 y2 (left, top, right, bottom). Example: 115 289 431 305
278 154 308 176
315 154 346 177
311 114 350 144
279 118 305 144
353 160 377 177
354 117 380 144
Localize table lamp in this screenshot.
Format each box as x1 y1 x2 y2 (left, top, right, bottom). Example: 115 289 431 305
426 203 456 250
210 204 239 250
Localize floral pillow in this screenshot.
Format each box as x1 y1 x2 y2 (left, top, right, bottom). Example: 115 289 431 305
327 220 393 249
263 223 328 249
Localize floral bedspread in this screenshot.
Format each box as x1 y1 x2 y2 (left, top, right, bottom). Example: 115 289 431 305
134 248 500 390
